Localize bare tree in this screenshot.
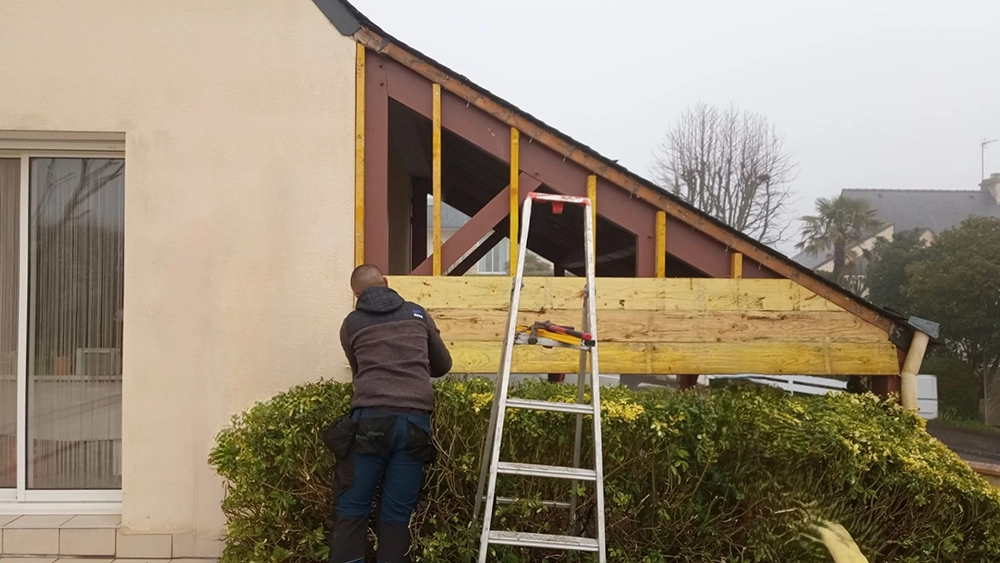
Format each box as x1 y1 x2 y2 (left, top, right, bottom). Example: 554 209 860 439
651 102 797 246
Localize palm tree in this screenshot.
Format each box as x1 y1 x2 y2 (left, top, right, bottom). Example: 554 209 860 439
796 195 883 284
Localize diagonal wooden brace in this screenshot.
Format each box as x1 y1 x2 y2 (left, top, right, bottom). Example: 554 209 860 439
413 174 541 275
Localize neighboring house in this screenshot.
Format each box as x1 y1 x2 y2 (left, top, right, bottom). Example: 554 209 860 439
0 1 934 560
427 200 512 275
793 174 1000 278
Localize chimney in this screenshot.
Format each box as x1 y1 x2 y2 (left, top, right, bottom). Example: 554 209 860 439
983 173 1000 204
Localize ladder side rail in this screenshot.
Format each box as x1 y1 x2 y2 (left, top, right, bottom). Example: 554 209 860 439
474 270 523 519
474 352 504 519
477 196 536 563
529 193 591 204
568 318 588 531
583 199 608 562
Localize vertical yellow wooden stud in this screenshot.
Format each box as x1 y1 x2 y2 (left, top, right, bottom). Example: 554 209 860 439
655 211 666 278
509 128 520 276
432 83 442 276
587 175 597 252
731 252 743 279
354 43 366 267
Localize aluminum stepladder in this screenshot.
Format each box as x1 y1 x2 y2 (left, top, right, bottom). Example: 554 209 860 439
473 192 607 562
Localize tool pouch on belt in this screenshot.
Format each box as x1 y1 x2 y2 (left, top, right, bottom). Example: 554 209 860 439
404 421 437 464
322 415 357 458
354 416 395 456
322 415 360 499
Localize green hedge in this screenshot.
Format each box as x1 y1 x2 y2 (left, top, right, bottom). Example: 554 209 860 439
210 379 1000 562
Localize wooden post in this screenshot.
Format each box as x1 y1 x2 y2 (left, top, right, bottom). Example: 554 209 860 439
871 376 901 399
354 43 365 267
364 51 389 271
410 177 429 272
680 236 704 392
509 127 520 276
901 331 930 410
731 252 743 279
655 211 666 278
432 83 442 276
677 375 699 391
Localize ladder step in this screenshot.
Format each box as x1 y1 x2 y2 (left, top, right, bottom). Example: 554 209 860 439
492 496 572 509
506 398 593 415
496 462 597 481
488 531 599 552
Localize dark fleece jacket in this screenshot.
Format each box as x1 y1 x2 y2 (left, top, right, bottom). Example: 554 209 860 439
340 286 452 411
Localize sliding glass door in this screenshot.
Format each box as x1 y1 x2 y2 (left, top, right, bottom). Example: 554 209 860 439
0 152 124 502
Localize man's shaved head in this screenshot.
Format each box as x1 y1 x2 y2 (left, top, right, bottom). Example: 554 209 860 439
351 264 387 296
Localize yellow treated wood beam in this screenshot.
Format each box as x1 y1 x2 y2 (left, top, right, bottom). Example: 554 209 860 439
731 252 743 279
655 211 666 278
510 127 520 276
427 309 889 344
444 341 899 375
432 83 442 276
387 276 846 313
354 43 365 267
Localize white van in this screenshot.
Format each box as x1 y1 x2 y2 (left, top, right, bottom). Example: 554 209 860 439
709 374 939 420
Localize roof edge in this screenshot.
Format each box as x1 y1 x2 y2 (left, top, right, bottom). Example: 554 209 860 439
310 0 364 36
843 188 985 194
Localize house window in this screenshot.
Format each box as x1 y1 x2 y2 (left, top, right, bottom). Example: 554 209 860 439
477 238 510 275
0 149 124 499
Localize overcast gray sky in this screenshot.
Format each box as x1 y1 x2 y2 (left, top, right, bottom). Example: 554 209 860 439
352 0 1000 253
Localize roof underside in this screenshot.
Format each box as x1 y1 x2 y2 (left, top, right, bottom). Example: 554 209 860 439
399 103 702 277
311 0 908 331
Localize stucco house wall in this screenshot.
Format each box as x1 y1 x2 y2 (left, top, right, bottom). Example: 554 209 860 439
0 0 357 550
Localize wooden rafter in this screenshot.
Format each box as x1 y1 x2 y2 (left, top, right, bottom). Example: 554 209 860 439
363 49 389 270
450 229 506 276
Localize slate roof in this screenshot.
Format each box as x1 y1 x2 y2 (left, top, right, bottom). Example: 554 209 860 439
792 188 1000 269
844 188 1000 235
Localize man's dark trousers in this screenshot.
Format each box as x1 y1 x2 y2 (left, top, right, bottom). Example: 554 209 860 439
329 407 433 563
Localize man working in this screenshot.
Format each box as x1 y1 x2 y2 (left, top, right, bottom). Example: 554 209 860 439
326 264 452 563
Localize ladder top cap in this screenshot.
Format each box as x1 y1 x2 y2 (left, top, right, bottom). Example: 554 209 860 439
529 193 591 206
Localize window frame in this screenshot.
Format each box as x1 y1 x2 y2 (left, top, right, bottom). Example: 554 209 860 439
0 141 124 510
476 237 510 276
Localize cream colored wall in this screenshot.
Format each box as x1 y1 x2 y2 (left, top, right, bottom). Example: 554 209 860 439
0 0 357 550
